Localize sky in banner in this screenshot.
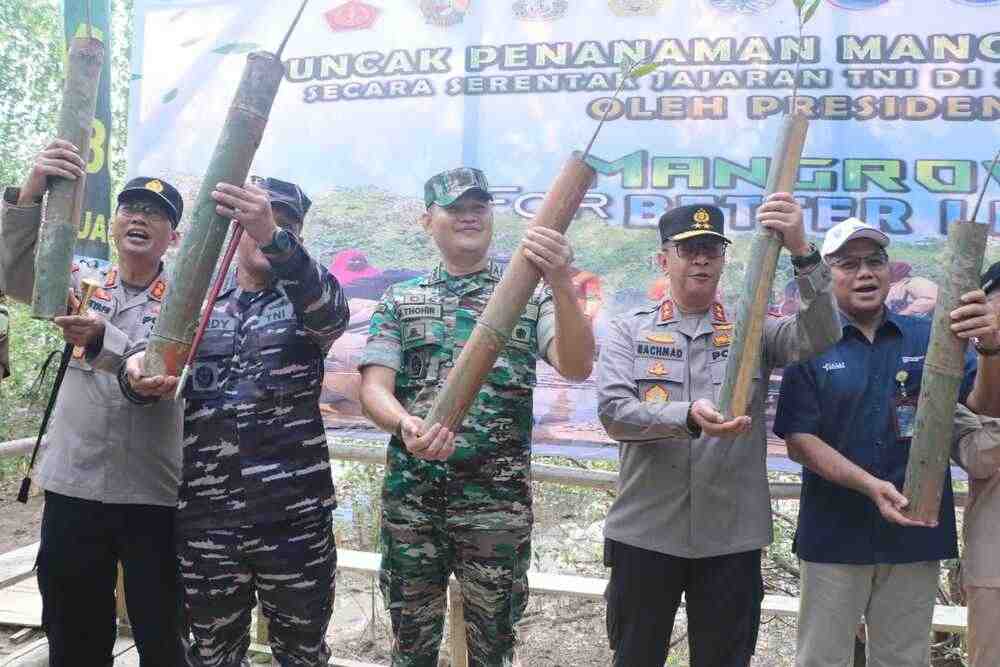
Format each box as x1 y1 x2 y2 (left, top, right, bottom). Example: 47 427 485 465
128 0 1000 238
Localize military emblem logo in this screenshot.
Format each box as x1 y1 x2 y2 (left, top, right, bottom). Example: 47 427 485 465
644 385 669 403
325 1 380 31
609 0 664 16
513 0 568 20
660 300 675 321
692 208 712 230
648 361 669 377
144 179 164 194
420 0 470 26
708 0 777 13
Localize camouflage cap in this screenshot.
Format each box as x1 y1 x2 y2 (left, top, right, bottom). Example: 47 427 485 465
424 167 492 209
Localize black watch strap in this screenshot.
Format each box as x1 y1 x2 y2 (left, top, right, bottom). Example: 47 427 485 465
260 228 292 256
791 243 820 269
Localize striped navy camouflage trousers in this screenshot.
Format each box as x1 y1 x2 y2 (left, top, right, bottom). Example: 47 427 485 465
178 511 336 667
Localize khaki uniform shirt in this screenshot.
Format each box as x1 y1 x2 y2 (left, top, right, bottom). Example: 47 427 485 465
599 262 841 558
1 188 181 506
953 405 1000 588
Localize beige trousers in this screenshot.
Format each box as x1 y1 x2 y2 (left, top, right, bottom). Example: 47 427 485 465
796 560 939 667
966 586 1000 667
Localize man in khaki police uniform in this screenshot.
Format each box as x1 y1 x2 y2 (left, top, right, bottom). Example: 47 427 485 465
597 195 841 666
1 139 184 666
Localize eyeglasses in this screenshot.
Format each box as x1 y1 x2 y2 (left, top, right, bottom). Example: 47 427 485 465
827 252 889 273
119 201 170 223
669 239 727 260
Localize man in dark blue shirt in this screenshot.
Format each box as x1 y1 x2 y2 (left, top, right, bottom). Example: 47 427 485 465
774 217 1000 667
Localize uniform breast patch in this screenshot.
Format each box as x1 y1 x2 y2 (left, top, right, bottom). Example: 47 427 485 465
636 342 684 360
399 304 443 320
644 385 669 403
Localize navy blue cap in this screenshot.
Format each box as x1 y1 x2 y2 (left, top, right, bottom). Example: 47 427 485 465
118 177 184 228
255 176 311 224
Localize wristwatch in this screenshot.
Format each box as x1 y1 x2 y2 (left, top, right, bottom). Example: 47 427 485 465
790 243 820 270
260 228 293 256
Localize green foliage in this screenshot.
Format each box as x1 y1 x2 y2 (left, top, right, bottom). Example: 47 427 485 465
0 301 62 443
793 0 821 27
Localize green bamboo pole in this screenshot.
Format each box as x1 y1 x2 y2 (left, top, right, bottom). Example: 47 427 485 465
903 219 989 524
718 112 809 418
422 155 595 432
31 35 104 320
143 51 285 376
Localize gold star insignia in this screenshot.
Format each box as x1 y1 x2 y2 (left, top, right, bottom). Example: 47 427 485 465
145 179 164 194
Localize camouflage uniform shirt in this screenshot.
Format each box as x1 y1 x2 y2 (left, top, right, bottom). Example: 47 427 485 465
359 260 556 530
178 235 349 535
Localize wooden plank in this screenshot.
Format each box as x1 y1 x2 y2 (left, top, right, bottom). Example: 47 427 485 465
447 583 469 667
0 577 41 627
0 543 37 590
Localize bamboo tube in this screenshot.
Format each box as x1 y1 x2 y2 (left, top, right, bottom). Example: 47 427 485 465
903 219 989 524
718 113 809 418
421 155 595 432
142 52 284 376
31 36 104 320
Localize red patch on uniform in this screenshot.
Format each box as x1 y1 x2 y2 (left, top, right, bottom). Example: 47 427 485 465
92 288 112 302
660 299 675 321
712 302 727 323
150 280 167 301
104 269 118 288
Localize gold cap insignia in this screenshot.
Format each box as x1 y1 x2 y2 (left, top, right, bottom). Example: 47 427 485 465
644 385 669 403
895 370 908 384
692 208 712 230
145 179 164 194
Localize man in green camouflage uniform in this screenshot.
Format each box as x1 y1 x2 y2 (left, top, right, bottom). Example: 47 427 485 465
359 167 595 667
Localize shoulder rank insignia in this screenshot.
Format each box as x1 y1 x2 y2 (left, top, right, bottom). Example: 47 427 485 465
644 385 669 403
713 322 734 331
648 361 669 377
711 302 727 323
713 332 732 347
646 332 675 344
660 299 675 321
150 280 167 301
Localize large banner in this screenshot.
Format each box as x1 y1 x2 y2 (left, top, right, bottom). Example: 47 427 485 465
128 0 1000 458
64 0 112 264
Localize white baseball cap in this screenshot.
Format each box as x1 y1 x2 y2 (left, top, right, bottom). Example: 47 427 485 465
821 218 890 258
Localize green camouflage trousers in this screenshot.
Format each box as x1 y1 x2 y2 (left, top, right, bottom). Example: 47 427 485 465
380 507 530 667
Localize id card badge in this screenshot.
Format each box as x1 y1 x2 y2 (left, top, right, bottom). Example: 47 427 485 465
894 369 916 440
894 397 917 440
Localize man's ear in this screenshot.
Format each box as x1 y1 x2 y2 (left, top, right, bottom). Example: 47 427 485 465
169 229 180 247
655 249 669 273
419 208 433 232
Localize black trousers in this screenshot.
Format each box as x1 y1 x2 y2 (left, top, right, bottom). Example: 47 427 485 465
36 491 184 667
604 539 764 667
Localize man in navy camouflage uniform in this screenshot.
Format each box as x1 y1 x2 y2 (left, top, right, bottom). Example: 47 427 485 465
358 167 595 667
127 177 349 667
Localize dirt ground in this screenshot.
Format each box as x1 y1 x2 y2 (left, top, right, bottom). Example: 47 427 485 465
0 460 790 666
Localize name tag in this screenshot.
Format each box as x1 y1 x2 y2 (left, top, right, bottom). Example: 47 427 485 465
399 304 443 320
636 343 684 360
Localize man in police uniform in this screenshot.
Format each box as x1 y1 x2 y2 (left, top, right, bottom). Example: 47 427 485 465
126 177 350 666
1 139 184 666
358 167 595 667
597 195 841 666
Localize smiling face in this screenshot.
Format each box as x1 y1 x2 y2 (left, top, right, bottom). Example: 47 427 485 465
656 237 726 312
111 194 177 266
420 191 493 267
828 238 891 320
